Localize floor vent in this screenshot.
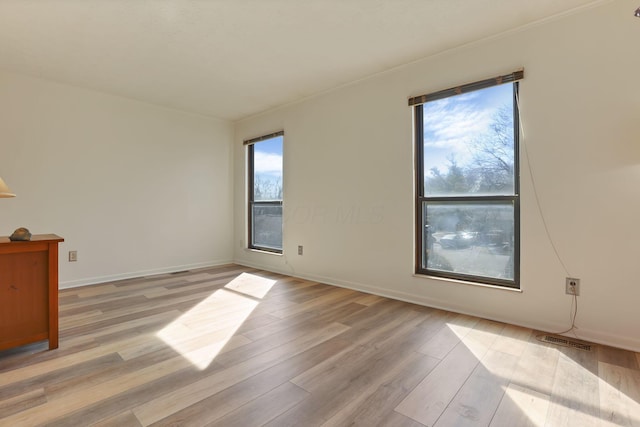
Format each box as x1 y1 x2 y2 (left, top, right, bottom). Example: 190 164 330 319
538 334 593 351
170 270 190 275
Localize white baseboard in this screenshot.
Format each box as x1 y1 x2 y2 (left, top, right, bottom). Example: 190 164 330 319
59 259 234 289
234 259 640 353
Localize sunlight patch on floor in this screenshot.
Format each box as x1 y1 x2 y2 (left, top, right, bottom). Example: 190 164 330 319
157 273 276 370
597 362 640 427
498 383 550 426
446 319 476 341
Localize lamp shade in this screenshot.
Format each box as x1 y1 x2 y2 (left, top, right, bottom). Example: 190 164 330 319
0 177 16 198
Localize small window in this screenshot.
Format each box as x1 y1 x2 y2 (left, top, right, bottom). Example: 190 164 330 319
413 72 522 288
246 132 283 253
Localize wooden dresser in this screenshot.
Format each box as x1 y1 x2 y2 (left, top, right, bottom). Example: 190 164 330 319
0 234 64 351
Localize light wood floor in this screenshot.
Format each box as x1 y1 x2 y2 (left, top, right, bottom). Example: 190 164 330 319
1 265 639 426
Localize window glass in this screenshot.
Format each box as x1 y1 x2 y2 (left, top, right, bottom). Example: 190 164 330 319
248 134 283 253
423 84 515 197
416 82 519 288
422 202 514 281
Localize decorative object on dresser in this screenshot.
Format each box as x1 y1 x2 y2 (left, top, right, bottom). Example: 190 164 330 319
0 234 64 351
9 227 32 241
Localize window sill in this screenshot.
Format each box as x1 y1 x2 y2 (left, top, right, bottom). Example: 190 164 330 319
413 273 522 293
245 248 283 256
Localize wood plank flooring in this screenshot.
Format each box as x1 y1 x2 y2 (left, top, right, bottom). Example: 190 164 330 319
1 264 639 426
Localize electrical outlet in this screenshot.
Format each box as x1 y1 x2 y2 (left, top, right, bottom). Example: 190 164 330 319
69 251 78 262
565 277 580 296
298 245 303 255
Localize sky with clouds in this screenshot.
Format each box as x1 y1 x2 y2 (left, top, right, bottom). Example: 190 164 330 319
254 135 283 177
422 83 513 174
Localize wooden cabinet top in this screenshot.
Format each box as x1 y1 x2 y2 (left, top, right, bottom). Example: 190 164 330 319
0 234 64 245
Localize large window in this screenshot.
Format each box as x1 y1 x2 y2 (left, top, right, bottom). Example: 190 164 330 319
413 72 522 288
246 131 283 253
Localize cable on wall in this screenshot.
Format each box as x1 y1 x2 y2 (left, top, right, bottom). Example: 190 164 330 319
515 92 571 278
515 92 579 337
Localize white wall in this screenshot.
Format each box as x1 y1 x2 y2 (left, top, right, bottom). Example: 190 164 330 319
0 71 234 287
234 1 640 351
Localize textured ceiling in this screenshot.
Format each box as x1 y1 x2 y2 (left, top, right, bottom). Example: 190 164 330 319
0 0 607 121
